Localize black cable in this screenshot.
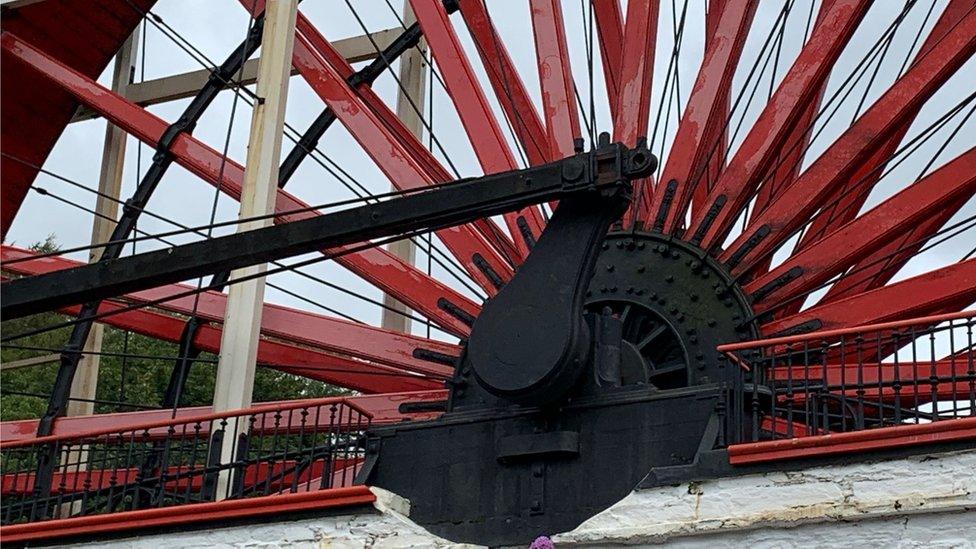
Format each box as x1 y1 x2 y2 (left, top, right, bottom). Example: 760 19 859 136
0 390 161 411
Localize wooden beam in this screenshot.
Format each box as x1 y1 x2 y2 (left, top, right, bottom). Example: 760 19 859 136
1 354 59 371
211 0 299 499
67 28 140 419
70 28 400 123
382 2 428 334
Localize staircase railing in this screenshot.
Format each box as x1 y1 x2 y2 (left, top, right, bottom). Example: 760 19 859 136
1 396 371 525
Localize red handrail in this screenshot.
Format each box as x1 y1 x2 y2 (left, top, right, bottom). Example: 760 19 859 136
717 310 974 352
0 395 371 450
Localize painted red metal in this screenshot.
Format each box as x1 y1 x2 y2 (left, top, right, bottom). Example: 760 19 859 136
1 246 457 380
728 417 976 465
692 0 731 221
5 277 435 394
748 0 837 224
768 359 968 398
459 0 550 167
0 0 154 239
0 390 448 443
720 310 975 352
613 0 659 226
689 0 870 250
410 0 546 256
761 260 976 336
641 0 757 233
593 0 625 117
530 0 582 159
721 9 976 272
0 31 480 335
745 148 976 312
2 458 362 495
286 9 521 266
286 24 516 290
0 485 376 544
794 0 974 254
612 0 659 147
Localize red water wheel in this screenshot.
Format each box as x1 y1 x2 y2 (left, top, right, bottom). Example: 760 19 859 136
1 0 974 541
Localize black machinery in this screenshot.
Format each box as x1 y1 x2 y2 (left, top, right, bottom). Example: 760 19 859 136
3 135 758 547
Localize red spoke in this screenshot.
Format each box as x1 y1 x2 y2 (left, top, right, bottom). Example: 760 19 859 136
530 0 582 159
6 289 437 394
287 19 517 291
458 0 549 166
613 0 660 226
292 14 521 265
721 7 976 273
593 0 624 117
792 0 973 255
749 0 838 221
688 0 870 250
0 31 480 335
612 0 659 146
821 193 973 305
641 0 757 233
746 148 976 313
410 0 546 256
762 259 976 336
1 246 456 381
692 0 731 221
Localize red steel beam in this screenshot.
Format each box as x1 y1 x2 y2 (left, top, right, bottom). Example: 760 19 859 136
613 0 660 226
593 0 625 117
530 0 582 159
762 260 976 337
410 0 546 257
0 31 480 335
749 0 837 222
689 0 870 250
1 246 457 380
768 359 970 402
0 390 448 443
720 8 976 273
746 148 976 312
286 8 521 266
692 0 731 221
459 0 550 167
285 21 517 290
642 0 757 233
793 0 974 254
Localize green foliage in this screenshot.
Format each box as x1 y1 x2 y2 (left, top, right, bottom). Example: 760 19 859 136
1 238 346 422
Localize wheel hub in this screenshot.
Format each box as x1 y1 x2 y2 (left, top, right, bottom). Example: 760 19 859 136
586 231 758 388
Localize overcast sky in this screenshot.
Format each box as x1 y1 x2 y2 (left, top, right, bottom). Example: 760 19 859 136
5 0 974 341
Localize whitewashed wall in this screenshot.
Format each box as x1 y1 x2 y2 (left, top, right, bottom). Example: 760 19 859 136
69 450 976 548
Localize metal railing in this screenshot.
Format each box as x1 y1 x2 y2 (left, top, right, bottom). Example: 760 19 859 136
719 311 975 443
1 397 371 525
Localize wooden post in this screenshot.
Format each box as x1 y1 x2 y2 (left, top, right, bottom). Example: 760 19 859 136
382 1 429 333
66 27 140 419
211 0 298 499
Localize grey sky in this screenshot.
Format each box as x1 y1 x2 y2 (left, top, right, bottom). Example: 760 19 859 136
5 0 974 342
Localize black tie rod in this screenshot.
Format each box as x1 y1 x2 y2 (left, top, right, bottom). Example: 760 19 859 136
1 138 654 320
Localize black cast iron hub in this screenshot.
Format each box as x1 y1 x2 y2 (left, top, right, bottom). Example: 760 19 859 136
585 231 758 391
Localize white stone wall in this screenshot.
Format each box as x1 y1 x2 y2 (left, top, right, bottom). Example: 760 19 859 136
555 449 976 547
66 450 976 548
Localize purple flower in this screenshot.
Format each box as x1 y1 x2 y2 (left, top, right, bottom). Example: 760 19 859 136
530 535 555 549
